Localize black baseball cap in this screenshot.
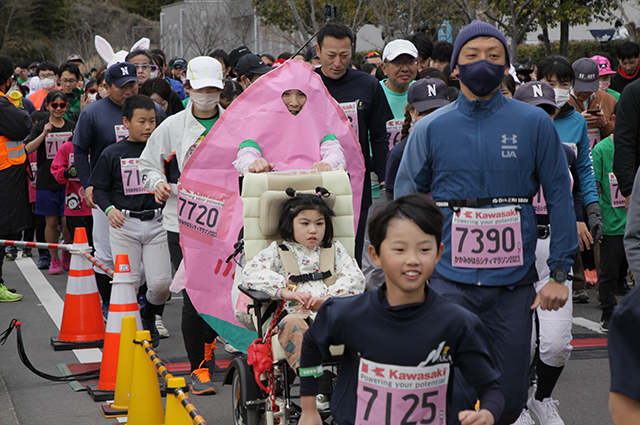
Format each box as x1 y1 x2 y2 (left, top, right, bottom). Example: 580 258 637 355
513 63 533 74
513 81 558 110
572 58 599 92
105 62 138 87
236 55 272 77
172 58 187 70
408 78 449 112
229 46 252 68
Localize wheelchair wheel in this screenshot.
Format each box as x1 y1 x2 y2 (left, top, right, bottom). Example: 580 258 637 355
232 372 259 425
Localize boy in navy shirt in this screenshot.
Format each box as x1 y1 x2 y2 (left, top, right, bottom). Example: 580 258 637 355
299 195 504 425
88 95 171 347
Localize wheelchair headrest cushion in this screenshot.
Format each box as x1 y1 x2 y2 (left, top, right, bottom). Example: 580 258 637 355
259 190 336 236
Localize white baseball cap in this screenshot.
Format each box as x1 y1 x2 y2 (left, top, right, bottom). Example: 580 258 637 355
382 40 418 61
186 56 224 90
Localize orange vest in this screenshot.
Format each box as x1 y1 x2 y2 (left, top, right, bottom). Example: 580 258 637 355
0 91 27 170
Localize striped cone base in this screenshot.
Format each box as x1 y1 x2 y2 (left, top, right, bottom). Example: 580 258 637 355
52 227 105 351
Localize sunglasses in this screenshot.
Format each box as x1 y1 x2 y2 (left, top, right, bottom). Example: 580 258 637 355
86 87 98 94
49 102 68 109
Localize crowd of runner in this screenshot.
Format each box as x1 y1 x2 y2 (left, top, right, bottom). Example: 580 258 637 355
1 19 640 425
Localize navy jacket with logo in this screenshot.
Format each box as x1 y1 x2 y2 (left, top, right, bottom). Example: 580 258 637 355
395 91 578 286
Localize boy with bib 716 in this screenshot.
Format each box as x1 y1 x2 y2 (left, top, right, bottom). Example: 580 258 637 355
88 95 172 348
298 194 505 425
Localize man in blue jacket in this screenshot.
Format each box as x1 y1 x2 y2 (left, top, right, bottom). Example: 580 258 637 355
395 21 578 425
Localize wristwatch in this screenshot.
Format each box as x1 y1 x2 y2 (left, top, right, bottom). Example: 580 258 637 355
551 269 568 285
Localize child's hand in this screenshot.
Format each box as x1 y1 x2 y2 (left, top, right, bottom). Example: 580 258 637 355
43 122 54 137
299 396 322 425
248 158 275 173
107 208 125 228
304 296 330 311
311 162 332 172
281 288 312 306
577 221 592 251
155 182 171 203
458 409 494 425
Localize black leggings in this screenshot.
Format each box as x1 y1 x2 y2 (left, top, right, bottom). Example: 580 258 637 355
167 231 218 371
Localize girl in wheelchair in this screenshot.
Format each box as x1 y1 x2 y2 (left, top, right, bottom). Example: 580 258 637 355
243 186 365 372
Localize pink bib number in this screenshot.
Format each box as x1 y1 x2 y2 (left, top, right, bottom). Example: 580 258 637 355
120 158 146 195
387 119 404 149
30 162 37 188
609 173 625 208
178 187 226 239
355 358 448 425
451 206 524 268
45 132 72 160
532 175 574 215
340 101 359 140
114 125 129 142
588 128 601 150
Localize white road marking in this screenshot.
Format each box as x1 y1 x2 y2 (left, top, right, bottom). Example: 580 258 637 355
572 317 605 334
15 257 102 363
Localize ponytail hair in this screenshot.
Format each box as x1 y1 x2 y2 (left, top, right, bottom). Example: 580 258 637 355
278 186 335 246
400 104 415 141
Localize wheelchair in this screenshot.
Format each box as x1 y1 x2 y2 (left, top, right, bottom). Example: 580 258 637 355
222 169 355 425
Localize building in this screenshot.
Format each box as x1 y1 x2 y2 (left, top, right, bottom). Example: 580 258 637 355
160 0 307 60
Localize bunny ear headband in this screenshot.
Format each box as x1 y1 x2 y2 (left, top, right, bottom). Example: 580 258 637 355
94 35 151 67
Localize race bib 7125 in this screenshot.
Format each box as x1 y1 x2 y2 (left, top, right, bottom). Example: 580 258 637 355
355 358 448 425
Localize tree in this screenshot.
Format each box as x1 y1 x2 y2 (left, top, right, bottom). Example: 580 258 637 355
535 0 614 57
253 0 376 47
369 0 464 44
482 0 549 61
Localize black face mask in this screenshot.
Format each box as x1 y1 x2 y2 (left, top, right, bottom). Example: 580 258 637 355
457 60 506 97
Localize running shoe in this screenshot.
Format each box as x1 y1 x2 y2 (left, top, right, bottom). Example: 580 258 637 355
102 303 109 323
600 316 610 333
527 396 564 425
155 315 170 338
510 408 535 425
61 250 71 271
142 317 160 348
190 360 217 395
217 335 241 354
0 283 23 302
37 254 51 270
49 258 62 275
22 247 32 258
5 247 18 261
204 340 217 374
572 289 589 304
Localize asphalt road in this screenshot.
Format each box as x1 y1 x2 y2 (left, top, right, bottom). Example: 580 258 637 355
0 254 616 425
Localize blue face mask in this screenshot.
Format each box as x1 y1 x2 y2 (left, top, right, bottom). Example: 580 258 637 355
457 60 506 98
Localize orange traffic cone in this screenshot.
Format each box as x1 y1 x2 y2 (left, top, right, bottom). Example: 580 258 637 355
100 315 138 417
88 254 142 402
126 330 164 425
51 227 105 351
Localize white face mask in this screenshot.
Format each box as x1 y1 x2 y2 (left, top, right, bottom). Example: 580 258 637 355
554 88 571 108
150 70 159 79
41 78 56 89
190 91 220 111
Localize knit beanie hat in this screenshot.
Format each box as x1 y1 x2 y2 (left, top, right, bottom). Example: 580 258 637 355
450 20 510 70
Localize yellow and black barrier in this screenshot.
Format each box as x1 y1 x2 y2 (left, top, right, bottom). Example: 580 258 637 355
130 331 208 425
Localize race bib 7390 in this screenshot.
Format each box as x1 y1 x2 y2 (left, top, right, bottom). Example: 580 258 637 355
451 205 524 268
